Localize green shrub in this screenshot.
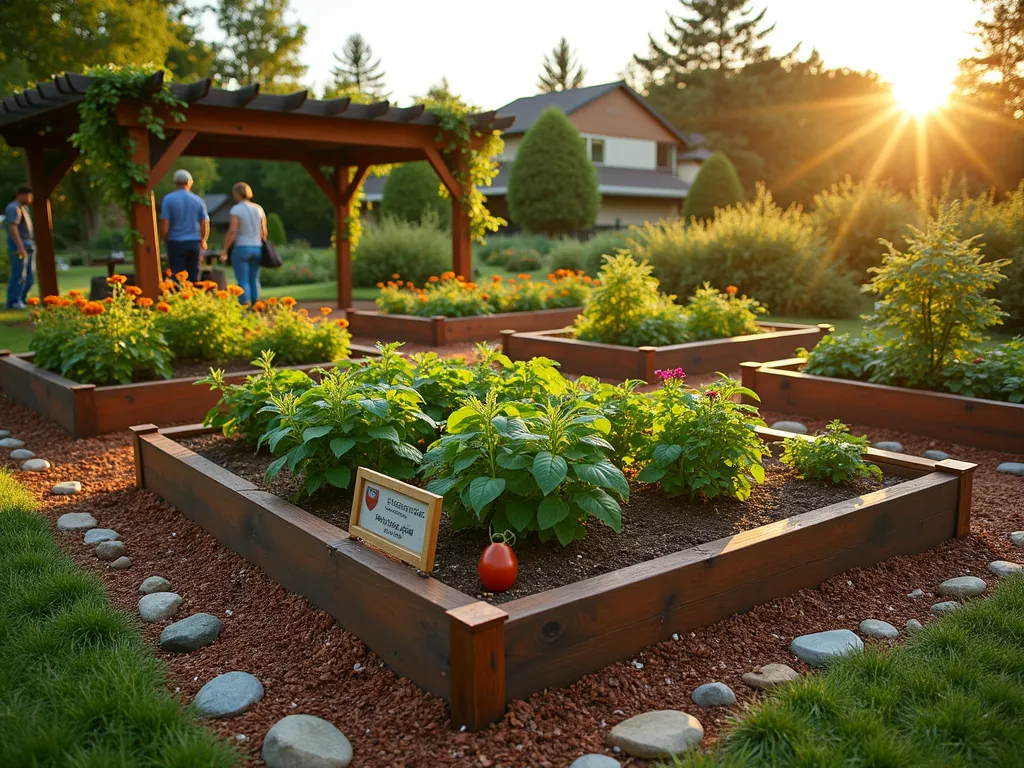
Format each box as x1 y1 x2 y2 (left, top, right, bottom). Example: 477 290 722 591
352 214 452 287
681 150 745 222
781 420 882 486
810 177 920 279
507 107 599 235
260 243 335 286
505 248 543 272
634 185 863 317
0 238 9 284
548 231 632 275
684 283 766 340
266 212 287 245
475 233 554 262
799 333 876 380
381 161 450 226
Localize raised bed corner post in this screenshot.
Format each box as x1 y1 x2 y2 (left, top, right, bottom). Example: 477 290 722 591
935 459 977 538
446 601 508 731
129 424 160 488
24 144 79 298
739 361 762 404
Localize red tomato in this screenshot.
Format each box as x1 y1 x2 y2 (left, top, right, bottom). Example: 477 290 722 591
478 542 518 592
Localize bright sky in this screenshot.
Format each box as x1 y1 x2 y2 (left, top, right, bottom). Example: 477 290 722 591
268 0 981 108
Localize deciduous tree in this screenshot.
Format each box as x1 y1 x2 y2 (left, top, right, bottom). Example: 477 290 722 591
214 0 307 91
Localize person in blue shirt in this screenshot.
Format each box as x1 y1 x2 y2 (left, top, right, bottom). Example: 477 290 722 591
5 184 34 309
159 169 209 282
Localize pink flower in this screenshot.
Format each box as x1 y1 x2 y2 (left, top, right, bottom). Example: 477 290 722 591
655 367 686 381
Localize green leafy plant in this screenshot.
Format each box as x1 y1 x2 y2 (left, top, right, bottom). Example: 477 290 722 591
155 275 252 361
198 350 314 445
943 338 1024 403
684 283 766 340
636 373 767 501
251 303 351 365
780 420 882 485
577 377 653 469
798 333 877 380
420 391 627 545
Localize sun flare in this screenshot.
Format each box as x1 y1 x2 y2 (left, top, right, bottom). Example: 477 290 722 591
893 74 951 116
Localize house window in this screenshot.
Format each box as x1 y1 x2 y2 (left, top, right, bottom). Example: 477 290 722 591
591 139 605 164
657 142 675 170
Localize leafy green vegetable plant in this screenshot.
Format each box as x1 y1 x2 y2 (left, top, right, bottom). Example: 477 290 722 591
420 391 628 545
798 333 877 380
636 373 767 501
780 420 882 485
943 337 1024 403
684 283 766 340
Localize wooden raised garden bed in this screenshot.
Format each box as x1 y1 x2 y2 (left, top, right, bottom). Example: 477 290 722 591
131 423 975 730
345 307 582 346
0 346 379 439
502 322 832 379
740 358 1024 453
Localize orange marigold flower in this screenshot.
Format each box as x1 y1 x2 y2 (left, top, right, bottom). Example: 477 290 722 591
547 273 556 281
507 278 515 285
281 296 296 307
213 290 228 300
391 273 401 279
406 281 415 289
181 290 194 300
419 295 427 302
298 308 308 316
726 285 738 296
106 274 128 285
267 297 278 305
82 301 105 316
336 318 350 328
164 268 173 277
396 280 404 287
68 289 82 297
491 274 502 283
75 297 87 307
125 285 143 296
481 293 490 300
175 271 189 281
576 269 584 275
320 307 332 316
26 297 40 306
428 276 439 283
136 297 154 308
377 282 385 288
560 290 569 296
228 285 244 297
156 301 171 313
159 280 175 292
252 300 266 311
44 295 61 306
517 274 531 280
441 271 455 280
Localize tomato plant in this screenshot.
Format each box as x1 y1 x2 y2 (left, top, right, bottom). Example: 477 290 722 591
478 531 518 592
780 420 882 486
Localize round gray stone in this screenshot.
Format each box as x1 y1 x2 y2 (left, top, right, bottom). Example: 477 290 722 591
570 755 620 768
159 613 224 653
51 481 81 495
10 448 35 460
109 556 132 570
996 462 1024 476
606 710 704 759
140 576 172 595
741 663 799 690
83 528 120 545
0 437 25 448
906 619 923 632
987 560 1022 577
859 619 899 639
21 458 50 472
95 540 126 561
790 629 864 667
193 671 265 718
263 714 353 768
907 588 925 599
0 429 9 437
937 576 987 599
691 682 736 708
931 601 961 616
923 450 950 461
56 512 97 532
771 421 807 434
139 592 183 622
1011 532 1024 547
873 441 904 453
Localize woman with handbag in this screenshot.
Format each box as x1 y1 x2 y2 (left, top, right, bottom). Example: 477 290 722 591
220 182 268 305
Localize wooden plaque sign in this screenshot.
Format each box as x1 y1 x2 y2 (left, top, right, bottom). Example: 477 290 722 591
349 467 443 571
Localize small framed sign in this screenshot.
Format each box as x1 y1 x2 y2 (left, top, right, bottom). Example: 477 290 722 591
349 467 443 571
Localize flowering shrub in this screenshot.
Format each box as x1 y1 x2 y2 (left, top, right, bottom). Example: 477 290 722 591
155 273 253 361
780 420 882 486
635 374 767 501
375 269 594 317
29 280 173 385
252 303 351 365
684 283 766 340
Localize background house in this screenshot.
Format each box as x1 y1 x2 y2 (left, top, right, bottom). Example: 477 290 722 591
362 81 706 232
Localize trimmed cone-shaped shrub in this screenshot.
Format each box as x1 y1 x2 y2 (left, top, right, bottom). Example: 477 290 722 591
266 212 287 245
508 107 599 235
381 162 451 227
681 150 745 222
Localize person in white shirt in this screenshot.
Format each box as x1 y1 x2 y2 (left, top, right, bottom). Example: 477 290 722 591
220 182 267 304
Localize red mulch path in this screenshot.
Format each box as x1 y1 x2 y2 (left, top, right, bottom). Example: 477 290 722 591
2 389 1023 767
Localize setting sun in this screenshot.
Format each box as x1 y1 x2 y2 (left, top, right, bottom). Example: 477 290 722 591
893 74 952 116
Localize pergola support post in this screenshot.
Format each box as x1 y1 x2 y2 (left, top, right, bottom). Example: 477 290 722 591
23 146 59 298
450 152 472 280
129 127 162 298
334 166 351 310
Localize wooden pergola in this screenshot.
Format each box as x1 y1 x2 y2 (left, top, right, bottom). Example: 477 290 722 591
0 72 513 305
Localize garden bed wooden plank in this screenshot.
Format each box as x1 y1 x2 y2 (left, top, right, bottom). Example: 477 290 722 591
741 359 1024 452
0 345 380 439
345 307 582 346
501 323 831 379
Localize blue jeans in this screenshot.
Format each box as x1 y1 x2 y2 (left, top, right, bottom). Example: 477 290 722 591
231 245 262 305
6 241 35 308
166 240 201 283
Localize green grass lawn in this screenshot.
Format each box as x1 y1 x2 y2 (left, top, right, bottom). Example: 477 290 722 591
0 471 238 766
669 576 1024 767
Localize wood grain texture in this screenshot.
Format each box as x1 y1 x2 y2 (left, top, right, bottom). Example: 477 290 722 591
745 361 1024 452
448 602 508 731
0 352 89 436
346 308 582 346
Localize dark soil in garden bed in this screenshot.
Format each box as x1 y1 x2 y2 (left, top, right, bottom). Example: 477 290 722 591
182 433 906 603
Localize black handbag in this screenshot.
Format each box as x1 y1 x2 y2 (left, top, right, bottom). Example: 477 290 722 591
260 239 282 268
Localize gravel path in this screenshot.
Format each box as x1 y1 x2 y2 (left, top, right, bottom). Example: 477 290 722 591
1 393 1020 768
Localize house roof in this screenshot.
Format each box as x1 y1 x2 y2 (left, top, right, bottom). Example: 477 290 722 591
361 164 690 202
495 81 691 147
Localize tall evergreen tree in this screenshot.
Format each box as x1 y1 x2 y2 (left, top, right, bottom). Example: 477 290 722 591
955 0 1023 119
538 38 586 93
330 34 387 98
214 0 307 91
